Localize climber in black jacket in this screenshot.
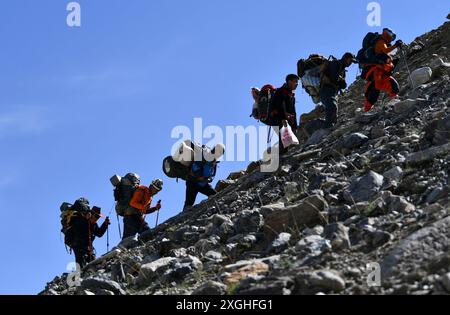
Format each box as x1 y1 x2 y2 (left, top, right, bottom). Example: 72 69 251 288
302 53 356 136
320 52 357 128
270 74 299 153
70 210 110 268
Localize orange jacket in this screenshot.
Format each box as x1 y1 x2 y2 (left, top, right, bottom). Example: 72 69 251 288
129 186 152 214
374 36 396 55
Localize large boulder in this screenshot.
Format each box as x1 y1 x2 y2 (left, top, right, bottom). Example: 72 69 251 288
410 67 432 87
264 195 328 239
344 171 384 203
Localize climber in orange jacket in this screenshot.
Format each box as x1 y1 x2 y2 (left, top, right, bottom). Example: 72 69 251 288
364 54 400 112
374 28 404 56
123 179 163 239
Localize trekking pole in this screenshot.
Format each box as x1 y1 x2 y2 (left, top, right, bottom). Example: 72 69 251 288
106 225 110 252
155 200 161 228
400 48 415 89
116 213 122 239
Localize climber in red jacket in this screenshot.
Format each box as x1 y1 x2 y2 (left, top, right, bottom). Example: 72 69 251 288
364 54 400 112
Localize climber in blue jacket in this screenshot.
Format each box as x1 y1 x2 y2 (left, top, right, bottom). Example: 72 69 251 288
183 159 218 211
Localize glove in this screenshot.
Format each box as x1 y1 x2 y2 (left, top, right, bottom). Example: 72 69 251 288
155 203 162 211
395 40 404 48
104 217 111 225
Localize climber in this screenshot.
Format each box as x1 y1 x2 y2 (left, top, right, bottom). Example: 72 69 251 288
122 179 163 239
269 74 299 153
374 28 404 60
183 154 218 211
301 53 356 136
63 198 110 268
364 53 400 112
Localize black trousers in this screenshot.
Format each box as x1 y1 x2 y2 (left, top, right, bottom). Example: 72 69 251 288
320 86 338 128
183 181 217 210
73 247 95 269
122 214 150 239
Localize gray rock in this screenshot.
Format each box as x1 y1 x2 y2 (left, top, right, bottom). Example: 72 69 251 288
204 250 223 263
441 273 450 292
324 223 351 251
365 230 393 248
170 255 203 281
425 115 450 146
426 186 450 204
343 133 369 150
264 195 328 239
169 247 188 258
137 257 177 286
195 237 221 256
393 98 428 114
305 128 331 146
295 235 331 256
303 225 324 236
406 142 450 165
81 278 125 295
410 67 432 87
260 202 285 217
296 270 345 294
381 216 450 280
381 191 415 213
344 171 384 203
267 233 292 254
234 210 264 234
192 281 227 295
383 166 404 183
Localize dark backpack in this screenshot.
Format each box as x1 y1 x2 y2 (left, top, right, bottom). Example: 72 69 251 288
114 173 140 216
60 201 82 248
297 54 328 78
356 32 381 67
163 156 190 181
250 84 277 125
71 198 90 213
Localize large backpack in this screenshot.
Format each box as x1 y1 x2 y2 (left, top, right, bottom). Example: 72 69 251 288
297 54 328 78
356 32 381 68
60 198 89 248
163 156 190 181
250 84 277 125
163 142 218 181
113 173 141 216
297 54 334 104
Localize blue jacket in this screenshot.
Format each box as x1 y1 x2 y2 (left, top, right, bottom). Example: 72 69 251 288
188 161 216 187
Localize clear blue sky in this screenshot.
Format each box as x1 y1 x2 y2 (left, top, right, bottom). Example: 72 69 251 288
0 0 447 294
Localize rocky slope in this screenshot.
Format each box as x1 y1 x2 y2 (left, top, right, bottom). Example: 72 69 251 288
41 17 450 295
